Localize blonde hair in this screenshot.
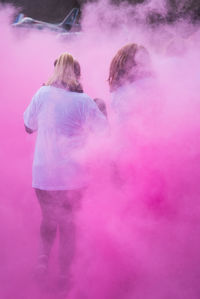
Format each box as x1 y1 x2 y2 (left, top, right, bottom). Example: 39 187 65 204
108 43 149 91
47 52 83 93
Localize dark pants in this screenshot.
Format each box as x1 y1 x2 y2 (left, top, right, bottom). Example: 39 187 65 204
35 188 83 276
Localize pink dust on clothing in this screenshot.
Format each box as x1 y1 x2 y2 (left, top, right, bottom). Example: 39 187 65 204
1 1 200 298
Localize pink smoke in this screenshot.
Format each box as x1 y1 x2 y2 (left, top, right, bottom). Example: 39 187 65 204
1 1 200 299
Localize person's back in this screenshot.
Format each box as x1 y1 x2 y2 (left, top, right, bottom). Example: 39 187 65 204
24 85 106 190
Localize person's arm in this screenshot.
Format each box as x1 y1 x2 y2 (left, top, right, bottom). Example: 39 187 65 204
85 97 108 133
23 89 41 134
93 98 107 117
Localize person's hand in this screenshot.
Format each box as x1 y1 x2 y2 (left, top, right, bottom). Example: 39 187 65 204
25 125 34 134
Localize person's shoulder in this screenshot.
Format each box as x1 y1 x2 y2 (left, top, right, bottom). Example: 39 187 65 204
74 92 91 100
33 85 50 97
31 86 54 106
73 92 94 104
37 85 52 94
37 85 67 100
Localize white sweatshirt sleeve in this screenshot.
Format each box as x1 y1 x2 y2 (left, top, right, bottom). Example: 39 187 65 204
23 89 41 131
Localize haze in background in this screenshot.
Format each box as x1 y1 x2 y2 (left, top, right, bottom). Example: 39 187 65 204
1 1 200 298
